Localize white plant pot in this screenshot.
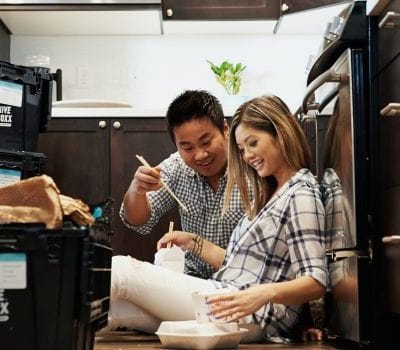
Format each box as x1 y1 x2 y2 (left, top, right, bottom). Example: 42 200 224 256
220 95 250 116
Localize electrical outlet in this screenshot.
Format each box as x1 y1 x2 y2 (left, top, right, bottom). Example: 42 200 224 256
76 66 92 89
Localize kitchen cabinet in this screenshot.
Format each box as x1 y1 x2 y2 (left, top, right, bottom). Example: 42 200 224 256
377 0 400 70
367 1 400 346
377 0 400 113
161 0 281 20
377 0 400 317
37 117 180 262
376 0 400 199
0 2 162 35
161 0 348 20
282 0 351 14
0 19 9 61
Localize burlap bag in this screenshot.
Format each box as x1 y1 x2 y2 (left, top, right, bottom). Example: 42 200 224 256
0 175 94 229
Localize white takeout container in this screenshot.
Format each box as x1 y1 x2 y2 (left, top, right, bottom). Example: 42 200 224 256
154 246 185 273
156 320 247 349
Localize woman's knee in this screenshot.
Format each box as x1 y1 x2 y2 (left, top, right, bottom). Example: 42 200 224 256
111 255 132 298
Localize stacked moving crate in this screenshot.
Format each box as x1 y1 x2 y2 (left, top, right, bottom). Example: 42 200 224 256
0 61 112 350
0 224 112 350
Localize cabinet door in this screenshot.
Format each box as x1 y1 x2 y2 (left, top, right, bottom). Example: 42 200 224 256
37 118 179 262
0 20 10 62
379 55 400 113
378 0 400 70
110 118 180 261
162 0 280 20
37 118 110 204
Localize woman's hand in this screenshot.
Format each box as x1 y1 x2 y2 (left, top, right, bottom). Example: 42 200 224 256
157 230 195 251
207 284 270 322
158 231 226 269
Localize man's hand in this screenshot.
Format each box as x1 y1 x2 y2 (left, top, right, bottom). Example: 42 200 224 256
131 165 163 195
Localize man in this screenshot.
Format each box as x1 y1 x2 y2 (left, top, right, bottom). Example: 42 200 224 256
120 90 246 279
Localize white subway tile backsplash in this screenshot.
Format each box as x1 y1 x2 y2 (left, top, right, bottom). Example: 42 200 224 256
10 34 322 114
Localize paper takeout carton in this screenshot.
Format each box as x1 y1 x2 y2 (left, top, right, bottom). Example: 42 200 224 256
154 245 185 273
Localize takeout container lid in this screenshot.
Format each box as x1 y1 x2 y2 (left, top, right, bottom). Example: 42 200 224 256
156 320 247 349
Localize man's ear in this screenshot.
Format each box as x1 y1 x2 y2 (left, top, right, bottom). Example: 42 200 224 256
223 119 229 138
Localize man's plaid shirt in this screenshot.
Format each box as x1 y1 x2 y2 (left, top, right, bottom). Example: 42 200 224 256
120 152 246 279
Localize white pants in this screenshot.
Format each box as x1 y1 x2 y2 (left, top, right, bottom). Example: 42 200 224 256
111 255 222 320
108 255 263 341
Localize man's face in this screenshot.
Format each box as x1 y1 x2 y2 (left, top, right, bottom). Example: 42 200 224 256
173 117 228 180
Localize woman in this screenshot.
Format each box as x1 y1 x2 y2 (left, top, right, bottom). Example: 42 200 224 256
110 95 327 342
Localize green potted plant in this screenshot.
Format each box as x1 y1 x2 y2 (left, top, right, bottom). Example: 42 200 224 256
207 60 246 95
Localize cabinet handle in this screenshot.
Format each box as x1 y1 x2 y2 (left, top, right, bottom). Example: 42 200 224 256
113 121 121 130
379 11 400 29
281 3 289 12
380 103 400 117
98 120 107 129
166 8 173 17
382 236 400 244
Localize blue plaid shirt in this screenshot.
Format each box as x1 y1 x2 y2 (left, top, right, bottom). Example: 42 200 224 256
120 152 246 279
212 169 327 338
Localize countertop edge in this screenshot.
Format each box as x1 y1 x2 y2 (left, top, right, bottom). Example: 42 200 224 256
51 107 236 118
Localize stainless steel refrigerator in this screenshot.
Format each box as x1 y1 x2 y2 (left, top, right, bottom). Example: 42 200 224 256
299 1 376 347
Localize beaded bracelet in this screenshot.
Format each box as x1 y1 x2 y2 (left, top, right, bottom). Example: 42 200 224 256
192 234 204 256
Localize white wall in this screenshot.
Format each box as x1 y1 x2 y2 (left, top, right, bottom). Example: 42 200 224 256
10 33 322 115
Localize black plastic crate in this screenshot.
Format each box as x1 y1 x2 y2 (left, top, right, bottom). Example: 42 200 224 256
0 148 47 186
89 197 114 244
0 224 112 350
0 60 53 152
80 233 112 328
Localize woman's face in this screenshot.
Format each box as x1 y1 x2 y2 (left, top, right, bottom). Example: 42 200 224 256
235 123 288 180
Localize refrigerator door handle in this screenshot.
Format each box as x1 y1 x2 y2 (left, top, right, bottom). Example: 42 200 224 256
327 249 357 261
327 249 371 262
301 67 348 114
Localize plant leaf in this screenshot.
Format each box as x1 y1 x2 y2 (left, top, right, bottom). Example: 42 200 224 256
207 59 246 95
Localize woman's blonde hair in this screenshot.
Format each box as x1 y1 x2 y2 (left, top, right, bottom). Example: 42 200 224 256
224 95 311 219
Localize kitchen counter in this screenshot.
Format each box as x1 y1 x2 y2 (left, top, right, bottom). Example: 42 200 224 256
50 98 238 117
51 107 164 118
51 107 236 118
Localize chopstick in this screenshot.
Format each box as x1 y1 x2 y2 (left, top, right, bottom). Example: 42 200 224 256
135 154 188 213
167 221 174 248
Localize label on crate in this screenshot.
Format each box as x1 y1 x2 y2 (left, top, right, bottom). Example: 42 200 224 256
0 253 26 289
0 80 23 109
0 168 21 186
0 289 9 322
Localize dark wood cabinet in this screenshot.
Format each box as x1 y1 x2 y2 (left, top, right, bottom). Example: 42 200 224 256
162 0 281 20
161 0 346 20
377 0 400 114
368 0 400 328
0 19 10 61
377 0 400 238
282 0 350 14
378 0 400 71
37 117 180 262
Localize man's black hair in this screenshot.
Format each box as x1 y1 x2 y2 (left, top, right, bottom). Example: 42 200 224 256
166 90 225 142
